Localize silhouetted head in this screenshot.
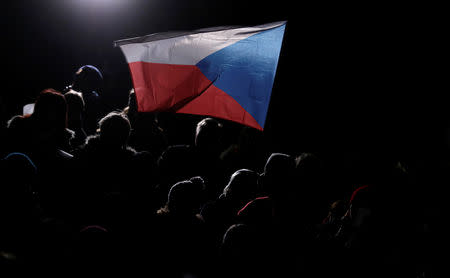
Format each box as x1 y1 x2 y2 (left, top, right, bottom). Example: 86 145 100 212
5 115 28 153
165 177 205 216
72 65 103 94
259 153 296 198
65 90 85 127
194 117 223 152
1 152 37 196
294 152 327 206
336 185 378 249
32 88 67 131
223 169 259 205
221 223 256 257
295 153 323 180
221 223 265 277
98 112 131 148
73 224 113 271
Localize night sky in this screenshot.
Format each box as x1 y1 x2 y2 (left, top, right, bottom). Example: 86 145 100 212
2 1 448 157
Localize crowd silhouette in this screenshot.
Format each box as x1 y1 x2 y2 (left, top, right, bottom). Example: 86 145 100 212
0 65 447 277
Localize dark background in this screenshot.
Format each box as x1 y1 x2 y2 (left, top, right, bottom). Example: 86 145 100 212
1 0 448 159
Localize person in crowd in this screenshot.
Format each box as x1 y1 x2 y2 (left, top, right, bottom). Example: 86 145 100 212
220 126 267 176
156 176 206 218
294 152 332 225
236 153 297 229
220 223 264 278
222 169 260 213
234 153 304 276
72 111 150 228
257 153 297 220
201 169 259 247
124 88 168 158
69 225 117 275
152 177 212 277
64 90 87 150
4 115 27 156
193 117 227 197
4 89 74 219
0 152 39 269
65 65 105 135
156 117 226 208
335 160 419 278
6 89 73 162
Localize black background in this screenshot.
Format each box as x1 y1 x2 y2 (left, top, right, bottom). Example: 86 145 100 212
1 0 448 158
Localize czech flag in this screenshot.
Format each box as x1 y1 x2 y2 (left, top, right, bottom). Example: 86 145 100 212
115 21 286 130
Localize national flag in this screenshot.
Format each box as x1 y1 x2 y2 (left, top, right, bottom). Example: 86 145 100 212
114 21 286 130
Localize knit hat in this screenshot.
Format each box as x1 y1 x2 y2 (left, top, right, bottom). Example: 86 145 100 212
73 65 103 93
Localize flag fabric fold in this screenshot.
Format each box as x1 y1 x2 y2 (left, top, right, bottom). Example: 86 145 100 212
115 21 286 130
